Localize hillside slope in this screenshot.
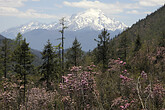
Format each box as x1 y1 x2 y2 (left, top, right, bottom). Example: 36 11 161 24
0 34 42 66
108 5 165 74
116 4 165 44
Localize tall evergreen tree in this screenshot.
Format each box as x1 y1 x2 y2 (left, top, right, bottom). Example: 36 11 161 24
40 40 59 89
12 35 34 103
66 38 83 67
117 33 128 61
131 34 143 72
134 34 141 52
15 32 23 46
158 32 165 47
55 43 62 83
94 28 110 70
0 38 11 78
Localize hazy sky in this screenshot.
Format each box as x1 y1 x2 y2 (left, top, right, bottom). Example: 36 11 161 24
0 0 164 32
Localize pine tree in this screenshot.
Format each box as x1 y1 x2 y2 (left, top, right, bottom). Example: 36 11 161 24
117 33 128 61
66 38 83 67
134 34 141 52
15 32 23 46
0 38 11 78
54 43 62 83
131 34 142 72
57 43 62 73
158 32 165 47
12 35 34 103
21 39 34 95
94 28 110 70
40 40 59 89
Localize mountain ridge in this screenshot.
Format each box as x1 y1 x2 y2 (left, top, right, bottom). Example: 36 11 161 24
110 4 165 61
1 9 127 51
1 9 127 39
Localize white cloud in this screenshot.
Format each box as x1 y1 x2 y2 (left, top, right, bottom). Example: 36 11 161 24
63 0 164 15
127 10 152 15
0 0 59 19
32 0 40 1
0 7 58 19
139 0 165 7
127 10 140 14
0 0 27 7
24 9 58 19
63 0 143 15
63 0 124 14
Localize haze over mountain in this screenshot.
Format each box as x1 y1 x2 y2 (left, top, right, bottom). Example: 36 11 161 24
1 9 127 51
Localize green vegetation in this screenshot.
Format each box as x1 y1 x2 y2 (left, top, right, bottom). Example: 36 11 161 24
0 5 165 110
66 38 84 68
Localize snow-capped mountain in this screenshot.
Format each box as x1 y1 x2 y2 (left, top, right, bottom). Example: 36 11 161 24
2 9 127 38
63 8 127 31
1 22 57 38
1 9 127 51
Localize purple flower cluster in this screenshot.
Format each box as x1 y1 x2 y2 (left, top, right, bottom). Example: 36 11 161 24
120 75 133 83
120 100 134 110
59 65 98 109
114 58 126 65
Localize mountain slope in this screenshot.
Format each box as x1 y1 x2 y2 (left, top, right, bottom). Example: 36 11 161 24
107 5 165 74
0 34 42 66
0 34 6 40
22 28 120 51
114 4 165 45
1 22 56 38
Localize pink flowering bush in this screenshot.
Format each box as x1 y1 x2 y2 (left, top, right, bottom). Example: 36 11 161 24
0 77 59 110
111 96 136 110
0 77 20 109
110 58 165 110
0 57 164 110
59 65 100 109
96 58 165 109
23 87 56 110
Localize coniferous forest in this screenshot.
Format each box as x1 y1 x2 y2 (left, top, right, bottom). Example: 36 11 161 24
0 5 165 110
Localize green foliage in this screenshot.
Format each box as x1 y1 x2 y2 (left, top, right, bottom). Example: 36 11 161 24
0 38 11 78
158 32 165 47
40 40 60 89
12 33 34 103
15 32 23 46
94 28 110 70
13 38 34 77
107 5 165 76
117 33 128 61
0 5 165 110
134 34 141 52
65 38 84 68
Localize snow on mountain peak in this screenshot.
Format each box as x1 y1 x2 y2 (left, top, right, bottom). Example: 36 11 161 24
81 8 103 17
1 8 127 38
63 8 127 31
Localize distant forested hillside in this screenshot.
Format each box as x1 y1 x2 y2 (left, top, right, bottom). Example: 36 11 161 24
0 34 42 66
107 4 165 73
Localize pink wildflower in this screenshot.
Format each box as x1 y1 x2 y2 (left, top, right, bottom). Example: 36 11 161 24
120 105 125 109
67 74 72 77
141 71 147 79
119 61 123 64
123 62 126 65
